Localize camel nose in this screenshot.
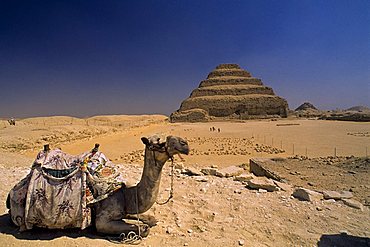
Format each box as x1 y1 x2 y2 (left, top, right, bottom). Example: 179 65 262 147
179 140 189 155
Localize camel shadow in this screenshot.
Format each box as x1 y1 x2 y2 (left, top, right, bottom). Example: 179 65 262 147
318 233 370 247
0 213 101 241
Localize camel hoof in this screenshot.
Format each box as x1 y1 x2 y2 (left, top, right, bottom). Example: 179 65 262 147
139 224 150 238
141 215 158 227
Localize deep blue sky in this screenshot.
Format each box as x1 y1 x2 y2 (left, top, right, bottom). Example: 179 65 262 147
1 0 369 118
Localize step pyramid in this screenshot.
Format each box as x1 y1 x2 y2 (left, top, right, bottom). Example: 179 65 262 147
170 64 288 122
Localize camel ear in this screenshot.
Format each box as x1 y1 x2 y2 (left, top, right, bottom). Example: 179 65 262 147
141 137 150 145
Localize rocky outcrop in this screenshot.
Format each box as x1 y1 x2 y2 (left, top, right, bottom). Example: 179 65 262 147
170 64 289 122
319 112 370 122
346 106 370 112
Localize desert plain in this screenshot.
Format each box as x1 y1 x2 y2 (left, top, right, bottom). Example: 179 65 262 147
0 115 369 247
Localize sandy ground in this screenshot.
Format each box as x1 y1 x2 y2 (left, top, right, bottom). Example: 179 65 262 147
0 115 369 246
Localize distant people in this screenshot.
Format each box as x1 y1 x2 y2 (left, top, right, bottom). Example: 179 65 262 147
218 128 220 133
8 118 15 126
212 127 216 131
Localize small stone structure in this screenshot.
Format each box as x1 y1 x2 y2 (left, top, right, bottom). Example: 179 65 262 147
294 102 323 118
295 102 318 111
170 64 289 122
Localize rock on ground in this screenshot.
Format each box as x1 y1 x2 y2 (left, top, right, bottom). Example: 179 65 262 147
249 158 283 181
323 190 354 200
247 177 279 192
182 167 202 176
200 167 218 176
342 199 364 210
292 187 323 202
273 180 293 192
215 165 244 178
323 190 342 200
234 172 255 182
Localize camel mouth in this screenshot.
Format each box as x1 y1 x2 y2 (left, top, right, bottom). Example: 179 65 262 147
176 146 189 155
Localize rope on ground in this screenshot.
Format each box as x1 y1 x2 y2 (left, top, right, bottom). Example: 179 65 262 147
107 231 142 245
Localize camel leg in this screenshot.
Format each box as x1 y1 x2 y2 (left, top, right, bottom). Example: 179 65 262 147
125 214 157 227
94 190 150 237
95 216 150 237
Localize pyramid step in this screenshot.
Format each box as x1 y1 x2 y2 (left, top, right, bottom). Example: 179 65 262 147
179 95 288 117
199 77 263 87
216 64 241 69
190 85 274 97
207 69 251 79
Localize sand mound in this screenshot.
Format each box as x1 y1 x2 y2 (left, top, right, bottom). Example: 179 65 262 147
0 115 167 152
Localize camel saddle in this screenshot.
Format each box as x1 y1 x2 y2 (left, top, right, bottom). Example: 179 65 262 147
7 148 124 231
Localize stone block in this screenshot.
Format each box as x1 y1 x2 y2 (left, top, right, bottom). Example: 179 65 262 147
292 188 323 202
339 191 353 199
323 190 342 200
323 190 354 200
234 173 255 182
249 158 283 181
182 167 202 176
200 168 218 176
273 180 293 192
247 177 279 192
215 165 244 178
342 199 364 210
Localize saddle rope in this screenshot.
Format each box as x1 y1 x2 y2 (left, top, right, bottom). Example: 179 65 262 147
156 156 175 205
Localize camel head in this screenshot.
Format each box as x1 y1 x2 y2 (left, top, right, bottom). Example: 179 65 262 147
141 135 189 163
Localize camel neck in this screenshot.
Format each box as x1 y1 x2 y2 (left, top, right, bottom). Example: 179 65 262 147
125 148 168 214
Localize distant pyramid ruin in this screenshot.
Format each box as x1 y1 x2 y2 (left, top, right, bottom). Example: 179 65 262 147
295 102 318 111
170 64 288 122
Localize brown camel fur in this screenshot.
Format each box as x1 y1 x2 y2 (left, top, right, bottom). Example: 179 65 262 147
93 135 189 237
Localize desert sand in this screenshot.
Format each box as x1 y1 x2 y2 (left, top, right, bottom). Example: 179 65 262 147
0 115 369 246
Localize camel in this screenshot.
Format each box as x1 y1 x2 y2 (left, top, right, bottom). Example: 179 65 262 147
92 135 189 237
6 135 189 238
